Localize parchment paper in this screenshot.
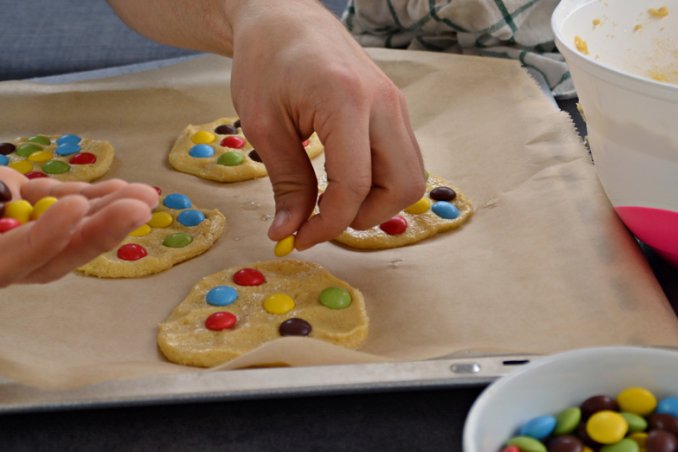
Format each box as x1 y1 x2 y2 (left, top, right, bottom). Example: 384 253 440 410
1 49 677 390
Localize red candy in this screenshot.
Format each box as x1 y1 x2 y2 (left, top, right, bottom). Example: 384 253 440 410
205 312 237 331
220 136 246 149
500 447 520 452
233 268 266 286
25 171 48 179
153 186 162 195
117 243 148 261
379 216 408 235
69 152 97 164
0 217 21 233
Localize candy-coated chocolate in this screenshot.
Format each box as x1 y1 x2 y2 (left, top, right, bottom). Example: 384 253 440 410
319 287 352 310
128 224 152 237
0 181 11 202
148 211 174 228
599 438 639 452
191 130 216 144
657 396 678 419
429 186 457 201
0 217 21 233
618 387 657 416
162 232 193 248
581 395 619 418
117 243 148 261
9 160 33 174
217 151 244 166
27 135 51 145
220 136 246 149
177 209 205 227
554 407 582 435
546 435 584 452
586 411 628 444
30 196 58 220
57 134 81 145
205 286 238 307
279 318 312 336
647 430 678 452
379 215 408 235
620 412 647 433
55 142 81 156
519 415 557 440
232 268 266 286
28 150 53 163
263 293 296 315
42 160 70 174
505 436 547 452
5 199 33 224
69 152 97 165
25 171 48 179
153 186 162 195
248 150 262 162
404 197 431 215
214 124 237 135
302 139 310 147
431 201 460 219
0 202 3 217
0 155 8 166
233 119 241 129
16 143 42 157
204 312 237 331
163 193 192 210
188 144 214 158
0 143 16 155
628 432 647 449
274 235 295 257
648 413 678 435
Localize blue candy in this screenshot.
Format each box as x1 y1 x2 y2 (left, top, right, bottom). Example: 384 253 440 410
206 286 238 307
177 209 206 227
657 396 678 419
57 134 82 145
431 201 460 219
518 415 556 440
0 155 8 166
188 144 214 158
163 193 192 210
55 142 81 156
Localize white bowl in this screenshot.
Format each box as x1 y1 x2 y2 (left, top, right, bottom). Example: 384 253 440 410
462 346 678 451
552 0 678 267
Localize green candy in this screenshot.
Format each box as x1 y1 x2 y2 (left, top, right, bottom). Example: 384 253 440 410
162 233 193 248
27 135 51 146
319 287 352 310
217 151 244 166
42 160 70 174
600 438 639 452
553 407 581 435
15 143 42 157
620 412 647 433
505 436 546 452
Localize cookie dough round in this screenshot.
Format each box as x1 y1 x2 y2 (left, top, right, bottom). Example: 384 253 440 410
78 192 226 278
157 259 369 368
331 174 473 249
1 134 114 181
169 117 323 182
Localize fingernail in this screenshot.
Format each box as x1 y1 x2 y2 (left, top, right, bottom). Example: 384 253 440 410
268 209 289 236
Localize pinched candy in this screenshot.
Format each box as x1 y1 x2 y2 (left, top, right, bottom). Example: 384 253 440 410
274 235 295 257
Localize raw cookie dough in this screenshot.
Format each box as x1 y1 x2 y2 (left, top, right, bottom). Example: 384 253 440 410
78 191 226 278
329 174 473 250
157 259 369 367
0 134 114 181
168 117 323 182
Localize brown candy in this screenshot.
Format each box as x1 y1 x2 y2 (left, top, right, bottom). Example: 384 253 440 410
650 413 678 436
233 119 241 129
248 150 262 163
0 142 16 155
647 430 678 452
546 434 584 452
279 318 312 337
0 181 12 202
429 186 457 202
576 421 602 449
214 124 238 135
580 395 619 419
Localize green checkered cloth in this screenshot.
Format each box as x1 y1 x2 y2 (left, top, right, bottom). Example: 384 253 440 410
342 0 574 98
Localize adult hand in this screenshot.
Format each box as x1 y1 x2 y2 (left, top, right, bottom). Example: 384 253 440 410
0 167 158 287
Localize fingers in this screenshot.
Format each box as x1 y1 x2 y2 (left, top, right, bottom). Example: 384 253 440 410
21 198 154 284
0 166 29 199
86 182 159 215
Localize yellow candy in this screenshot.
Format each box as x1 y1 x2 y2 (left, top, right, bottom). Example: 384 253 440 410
28 150 54 163
404 197 431 215
8 160 33 174
617 386 657 416
148 211 174 228
629 432 648 449
274 235 295 257
191 131 216 144
263 293 295 315
586 410 628 444
30 196 58 220
5 199 34 224
129 224 152 237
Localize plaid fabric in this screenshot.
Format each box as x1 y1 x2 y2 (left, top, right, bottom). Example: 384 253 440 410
342 0 574 98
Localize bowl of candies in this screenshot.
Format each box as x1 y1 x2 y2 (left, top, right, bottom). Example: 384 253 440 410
552 0 678 267
463 346 678 451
